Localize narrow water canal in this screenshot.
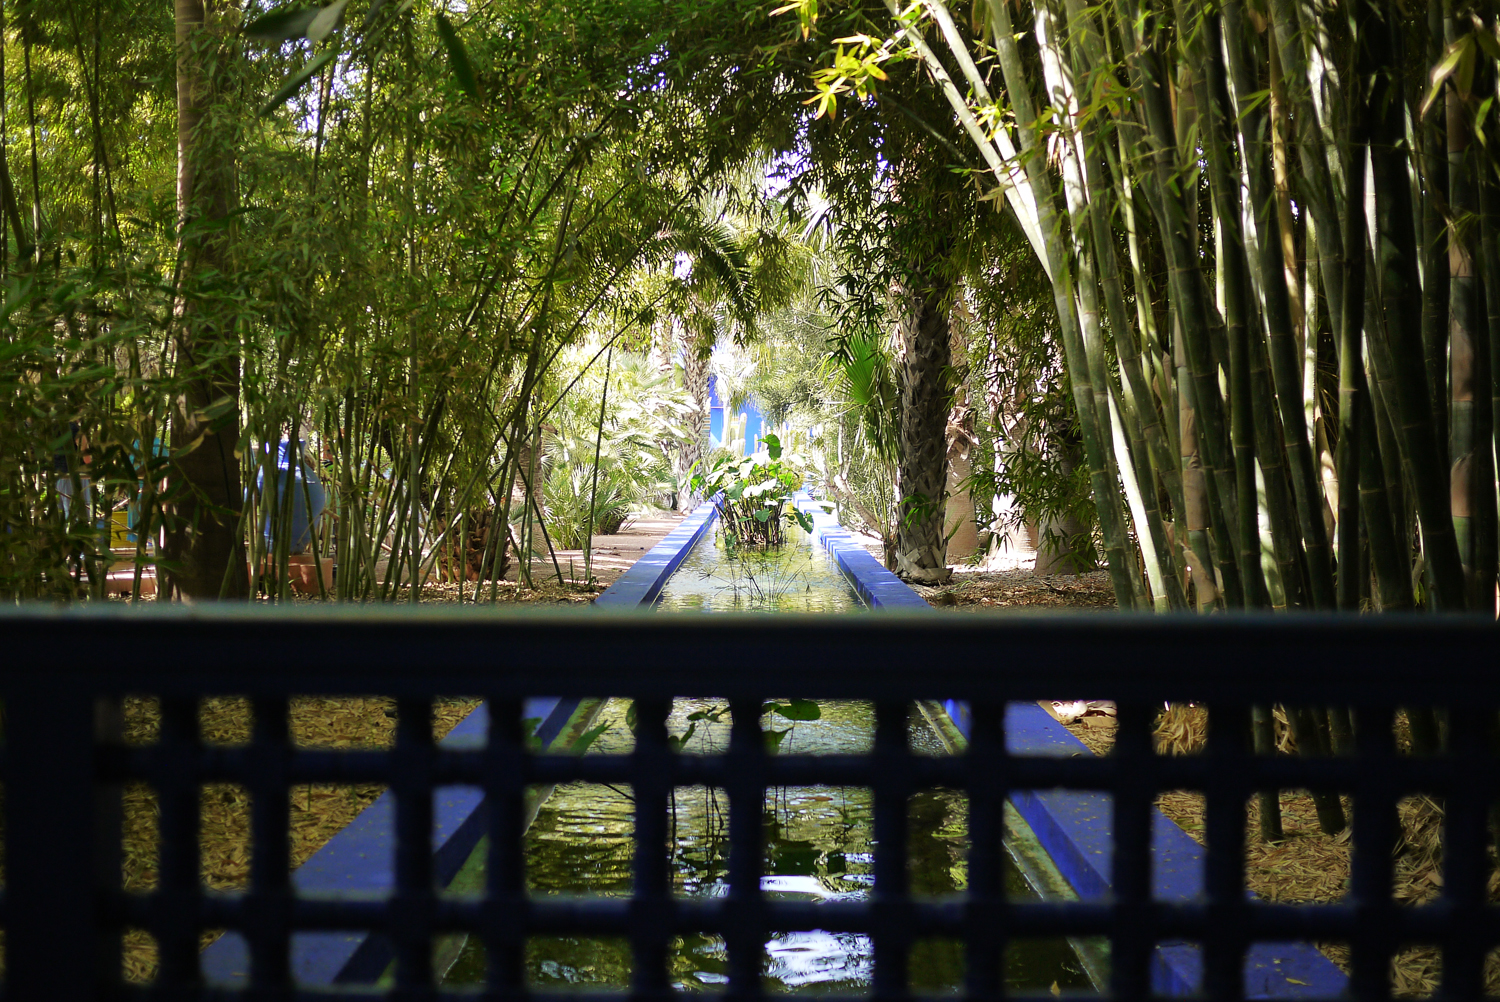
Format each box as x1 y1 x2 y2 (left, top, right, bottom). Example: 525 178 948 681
446 520 1098 992
447 700 1095 993
654 523 862 613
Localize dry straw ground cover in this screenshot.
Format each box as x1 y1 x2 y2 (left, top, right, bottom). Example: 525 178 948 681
915 569 1117 610
1063 704 1500 997
120 694 483 982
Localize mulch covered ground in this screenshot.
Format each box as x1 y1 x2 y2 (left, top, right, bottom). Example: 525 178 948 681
119 695 484 982
1057 703 1496 997
913 568 1117 610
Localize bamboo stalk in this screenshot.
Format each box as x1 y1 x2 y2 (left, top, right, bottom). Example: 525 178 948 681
1222 0 1338 609
1118 22 1244 605
1421 0 1451 462
1250 705 1285 842
1446 15 1481 602
1475 144 1500 613
1364 0 1469 611
1188 6 1270 607
981 0 1139 608
1334 47 1369 612
584 347 614 585
1063 0 1186 609
1036 0 1150 606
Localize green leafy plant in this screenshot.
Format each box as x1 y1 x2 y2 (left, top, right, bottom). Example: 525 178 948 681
760 697 821 752
688 433 815 547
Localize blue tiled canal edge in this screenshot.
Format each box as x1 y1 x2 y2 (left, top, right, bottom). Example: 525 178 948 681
593 501 719 607
205 498 1347 996
940 702 1349 997
792 495 932 609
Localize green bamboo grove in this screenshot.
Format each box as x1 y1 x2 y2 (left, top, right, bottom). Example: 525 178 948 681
801 0 1500 613
3 0 1498 614
0 0 792 601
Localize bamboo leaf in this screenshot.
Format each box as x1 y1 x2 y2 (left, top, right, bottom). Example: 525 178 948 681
435 13 480 102
1420 36 1472 119
244 6 319 41
306 0 351 43
261 47 338 116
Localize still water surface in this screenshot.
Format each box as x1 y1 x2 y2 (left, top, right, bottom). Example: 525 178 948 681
446 700 1095 993
653 521 862 613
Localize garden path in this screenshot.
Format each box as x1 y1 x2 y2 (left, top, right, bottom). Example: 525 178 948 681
506 508 696 587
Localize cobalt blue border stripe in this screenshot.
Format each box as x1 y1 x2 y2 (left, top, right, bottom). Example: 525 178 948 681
200 696 578 986
594 503 719 607
792 494 931 610
943 699 1349 998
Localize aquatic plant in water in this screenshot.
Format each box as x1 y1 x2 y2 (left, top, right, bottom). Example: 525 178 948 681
688 434 818 547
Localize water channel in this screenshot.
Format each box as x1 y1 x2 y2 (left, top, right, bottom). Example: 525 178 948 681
654 522 862 613
445 516 1099 993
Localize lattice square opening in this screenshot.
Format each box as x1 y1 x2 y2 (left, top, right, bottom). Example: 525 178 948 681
910 937 963 994
670 933 728 991
764 928 870 993
762 786 872 895
668 785 729 899
526 782 634 897
909 788 967 899
525 935 632 990
1002 937 1098 995
1390 943 1441 998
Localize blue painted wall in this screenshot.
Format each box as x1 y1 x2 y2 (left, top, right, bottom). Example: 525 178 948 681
707 375 764 457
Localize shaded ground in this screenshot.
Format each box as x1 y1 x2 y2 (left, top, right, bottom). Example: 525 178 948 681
914 568 1115 611
500 509 692 589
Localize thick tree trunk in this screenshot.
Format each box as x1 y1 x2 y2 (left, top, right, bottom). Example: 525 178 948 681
893 279 953 585
162 0 245 600
680 342 709 477
944 386 979 563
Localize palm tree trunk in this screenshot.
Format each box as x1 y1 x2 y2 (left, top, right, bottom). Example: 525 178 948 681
892 278 954 585
680 330 709 478
163 0 246 600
